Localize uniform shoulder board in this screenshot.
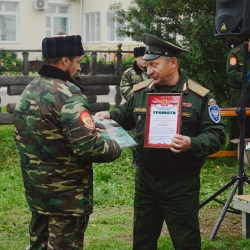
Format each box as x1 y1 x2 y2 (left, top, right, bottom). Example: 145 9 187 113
188 79 210 97
133 79 153 92
66 81 81 94
233 47 240 54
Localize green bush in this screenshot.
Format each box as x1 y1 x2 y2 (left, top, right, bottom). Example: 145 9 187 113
0 51 22 70
80 52 134 66
81 53 91 64
122 53 135 66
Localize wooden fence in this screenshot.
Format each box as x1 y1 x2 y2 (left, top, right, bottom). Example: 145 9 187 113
0 44 129 125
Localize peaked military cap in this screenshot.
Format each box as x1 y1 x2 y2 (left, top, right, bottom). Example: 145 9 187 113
142 33 188 60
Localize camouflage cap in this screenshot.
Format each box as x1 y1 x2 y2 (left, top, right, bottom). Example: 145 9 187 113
142 33 188 60
42 35 84 58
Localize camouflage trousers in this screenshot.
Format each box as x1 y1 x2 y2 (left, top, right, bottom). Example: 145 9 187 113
26 212 89 250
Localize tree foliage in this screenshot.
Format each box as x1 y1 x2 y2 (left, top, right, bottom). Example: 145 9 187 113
109 0 244 106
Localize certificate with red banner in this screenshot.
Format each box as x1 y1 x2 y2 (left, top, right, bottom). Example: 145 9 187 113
144 93 183 148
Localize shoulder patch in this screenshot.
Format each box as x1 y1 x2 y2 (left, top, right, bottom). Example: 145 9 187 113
229 57 237 66
133 79 153 92
208 104 221 123
79 110 95 130
66 81 81 94
188 79 210 97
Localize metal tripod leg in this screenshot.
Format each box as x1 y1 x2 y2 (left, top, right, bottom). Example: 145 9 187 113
199 179 236 209
209 179 240 240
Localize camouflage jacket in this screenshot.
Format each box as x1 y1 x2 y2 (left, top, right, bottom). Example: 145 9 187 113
14 64 121 217
120 61 149 101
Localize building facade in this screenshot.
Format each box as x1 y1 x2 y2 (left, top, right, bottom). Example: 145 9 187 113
0 0 144 60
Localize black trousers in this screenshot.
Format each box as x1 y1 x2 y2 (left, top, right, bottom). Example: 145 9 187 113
133 168 201 250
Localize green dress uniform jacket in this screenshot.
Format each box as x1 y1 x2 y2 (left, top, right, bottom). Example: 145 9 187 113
14 65 121 217
226 43 250 142
110 71 226 176
226 43 250 89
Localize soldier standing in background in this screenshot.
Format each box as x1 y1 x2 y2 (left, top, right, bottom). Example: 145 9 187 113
14 35 122 250
226 40 250 149
120 46 149 100
120 46 150 168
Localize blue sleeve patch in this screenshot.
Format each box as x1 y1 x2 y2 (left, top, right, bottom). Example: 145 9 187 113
208 104 221 123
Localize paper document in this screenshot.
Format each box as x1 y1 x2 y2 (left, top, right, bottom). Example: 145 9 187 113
92 116 138 148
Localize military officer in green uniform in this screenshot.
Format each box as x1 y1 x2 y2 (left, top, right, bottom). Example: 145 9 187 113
14 35 122 250
120 46 150 168
96 34 226 250
226 41 250 148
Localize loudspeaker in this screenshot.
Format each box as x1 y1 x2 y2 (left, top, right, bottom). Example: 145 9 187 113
215 0 250 37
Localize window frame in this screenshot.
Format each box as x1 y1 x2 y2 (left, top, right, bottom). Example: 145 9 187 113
106 11 125 43
0 0 20 43
45 3 72 37
83 11 101 44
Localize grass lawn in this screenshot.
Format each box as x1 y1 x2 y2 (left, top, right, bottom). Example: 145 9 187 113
1 123 250 249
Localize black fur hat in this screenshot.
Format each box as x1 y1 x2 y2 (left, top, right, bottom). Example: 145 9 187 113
42 35 84 58
133 46 146 58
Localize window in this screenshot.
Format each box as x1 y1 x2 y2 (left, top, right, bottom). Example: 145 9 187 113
46 4 71 37
106 12 125 42
84 12 100 43
0 1 19 42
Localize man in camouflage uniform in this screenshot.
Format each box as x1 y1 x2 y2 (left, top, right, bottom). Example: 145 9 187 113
120 46 149 100
14 35 122 250
96 34 226 250
226 41 250 149
120 46 150 168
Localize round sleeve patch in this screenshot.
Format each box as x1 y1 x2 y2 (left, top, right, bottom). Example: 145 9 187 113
79 110 95 130
208 104 221 123
229 57 237 66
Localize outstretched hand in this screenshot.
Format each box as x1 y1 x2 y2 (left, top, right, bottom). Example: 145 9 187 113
95 111 110 120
